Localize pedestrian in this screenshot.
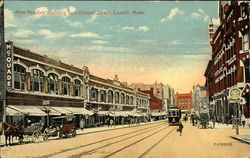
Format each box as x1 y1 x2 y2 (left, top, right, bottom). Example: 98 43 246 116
80 119 85 131
178 122 184 136
110 118 114 127
241 114 246 127
121 117 124 126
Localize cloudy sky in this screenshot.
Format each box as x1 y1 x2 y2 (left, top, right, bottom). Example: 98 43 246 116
4 1 219 93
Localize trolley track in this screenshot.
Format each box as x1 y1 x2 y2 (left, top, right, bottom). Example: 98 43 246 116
138 127 177 158
39 122 166 158
67 125 170 158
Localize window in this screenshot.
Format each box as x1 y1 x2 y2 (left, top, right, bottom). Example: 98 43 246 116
130 96 134 105
90 88 98 101
100 90 106 102
47 73 58 94
244 60 250 83
73 79 81 97
115 92 119 104
62 77 71 95
30 69 44 92
126 95 129 105
243 33 249 51
14 64 26 91
108 90 113 103
121 93 125 104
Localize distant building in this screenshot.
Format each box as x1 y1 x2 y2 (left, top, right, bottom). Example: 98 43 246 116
175 92 192 113
130 82 175 111
204 1 250 121
139 88 162 111
192 85 207 111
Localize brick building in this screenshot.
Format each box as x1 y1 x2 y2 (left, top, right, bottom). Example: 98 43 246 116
139 88 162 111
3 41 150 126
175 92 192 113
204 1 250 121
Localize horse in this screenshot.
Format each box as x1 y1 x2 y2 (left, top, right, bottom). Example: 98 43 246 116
0 122 23 146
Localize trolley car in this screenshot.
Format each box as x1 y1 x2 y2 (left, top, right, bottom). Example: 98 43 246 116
168 107 181 126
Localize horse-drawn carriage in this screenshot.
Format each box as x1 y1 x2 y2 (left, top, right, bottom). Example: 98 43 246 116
22 122 45 143
43 115 77 140
197 113 211 129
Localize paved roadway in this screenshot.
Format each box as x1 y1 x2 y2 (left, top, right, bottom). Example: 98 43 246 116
0 121 249 158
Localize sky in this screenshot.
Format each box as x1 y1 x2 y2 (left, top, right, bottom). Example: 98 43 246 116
4 1 219 93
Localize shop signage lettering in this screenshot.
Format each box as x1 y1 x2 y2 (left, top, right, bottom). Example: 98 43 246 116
6 43 13 88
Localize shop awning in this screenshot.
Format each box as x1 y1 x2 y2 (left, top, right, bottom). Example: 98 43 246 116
98 111 110 115
63 107 93 115
8 105 47 116
6 107 23 116
37 106 61 116
51 107 72 115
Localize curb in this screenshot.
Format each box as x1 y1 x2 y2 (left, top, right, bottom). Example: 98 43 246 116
230 136 250 145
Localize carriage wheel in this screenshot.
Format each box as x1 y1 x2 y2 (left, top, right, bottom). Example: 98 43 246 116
72 129 76 137
58 131 63 139
32 130 41 143
43 132 49 141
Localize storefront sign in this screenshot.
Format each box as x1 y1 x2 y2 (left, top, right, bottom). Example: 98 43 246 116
6 42 13 89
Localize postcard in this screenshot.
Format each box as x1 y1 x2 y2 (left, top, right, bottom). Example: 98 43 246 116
0 1 249 158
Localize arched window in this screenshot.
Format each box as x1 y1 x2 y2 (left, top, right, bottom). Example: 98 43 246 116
108 90 113 103
30 69 44 92
130 96 134 105
14 64 26 91
62 76 71 95
74 79 81 97
100 90 106 102
121 93 125 104
90 87 98 101
48 73 58 94
115 92 119 104
126 95 129 105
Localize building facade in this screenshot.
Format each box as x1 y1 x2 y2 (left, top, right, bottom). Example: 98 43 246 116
204 1 250 122
130 82 175 111
139 88 162 111
3 41 150 126
192 85 208 114
175 92 192 113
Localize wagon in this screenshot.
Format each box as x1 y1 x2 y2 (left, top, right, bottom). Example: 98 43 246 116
198 113 210 129
22 122 45 143
43 115 77 140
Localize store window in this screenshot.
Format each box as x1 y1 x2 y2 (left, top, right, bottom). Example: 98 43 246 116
47 73 58 95
73 79 81 97
30 69 44 92
14 64 26 91
62 76 71 95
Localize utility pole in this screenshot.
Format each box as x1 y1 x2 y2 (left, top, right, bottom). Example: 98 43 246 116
0 0 6 122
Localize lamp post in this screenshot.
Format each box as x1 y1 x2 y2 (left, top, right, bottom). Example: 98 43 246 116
229 88 242 135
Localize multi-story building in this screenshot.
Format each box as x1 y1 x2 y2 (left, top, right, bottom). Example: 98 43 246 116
139 88 162 111
175 92 192 113
2 41 150 126
192 85 208 114
85 74 149 113
130 82 175 111
204 1 250 122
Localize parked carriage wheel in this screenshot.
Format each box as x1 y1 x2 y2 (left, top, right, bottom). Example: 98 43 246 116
72 129 76 137
32 130 41 143
58 131 63 139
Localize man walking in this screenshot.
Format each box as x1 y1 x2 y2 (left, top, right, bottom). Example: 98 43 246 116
80 119 85 131
178 122 184 136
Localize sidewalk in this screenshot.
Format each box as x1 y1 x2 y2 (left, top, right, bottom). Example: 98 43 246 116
230 134 250 145
0 120 165 146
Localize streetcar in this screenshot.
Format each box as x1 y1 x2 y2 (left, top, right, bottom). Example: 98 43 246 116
168 107 181 126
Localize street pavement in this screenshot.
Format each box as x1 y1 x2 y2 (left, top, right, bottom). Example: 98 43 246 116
0 120 249 158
